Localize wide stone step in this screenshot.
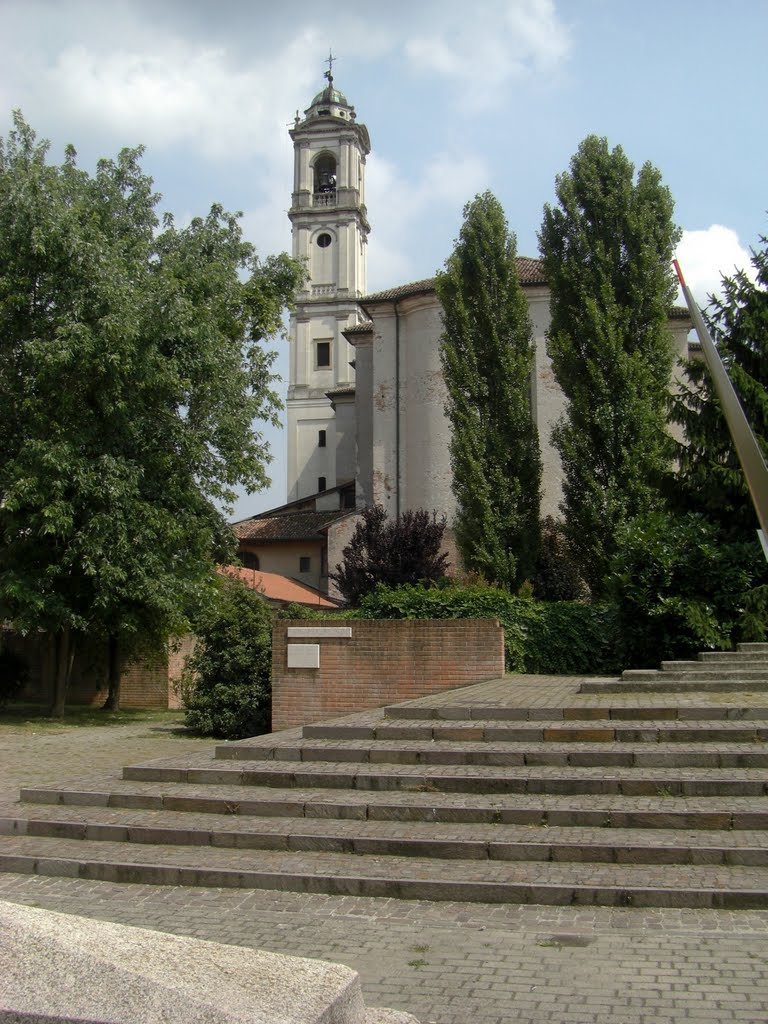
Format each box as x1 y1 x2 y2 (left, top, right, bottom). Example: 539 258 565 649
214 737 768 768
622 669 768 682
17 779 768 829
663 658 768 670
4 804 768 866
1 834 766 908
119 758 768 797
580 679 768 694
298 715 768 740
385 696 768 720
700 651 768 663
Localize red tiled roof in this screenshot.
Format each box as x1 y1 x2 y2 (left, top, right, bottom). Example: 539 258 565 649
233 510 349 542
220 566 338 607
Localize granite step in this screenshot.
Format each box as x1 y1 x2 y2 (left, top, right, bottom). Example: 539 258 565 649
385 696 768 720
299 711 768 735
120 759 768 797
18 780 768 829
621 669 768 683
214 737 768 768
699 651 768 663
3 804 767 866
579 679 768 694
1 834 765 908
666 658 768 671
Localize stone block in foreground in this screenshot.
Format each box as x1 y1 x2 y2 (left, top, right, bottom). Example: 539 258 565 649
0 900 419 1024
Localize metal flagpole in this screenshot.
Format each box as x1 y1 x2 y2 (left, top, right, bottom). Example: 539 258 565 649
673 260 768 561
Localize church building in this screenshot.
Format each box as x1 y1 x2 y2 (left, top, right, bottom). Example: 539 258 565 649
233 71 692 598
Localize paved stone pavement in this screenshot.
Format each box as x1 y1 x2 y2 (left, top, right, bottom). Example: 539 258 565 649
2 707 768 1023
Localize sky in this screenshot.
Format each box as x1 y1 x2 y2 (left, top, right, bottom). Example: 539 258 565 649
2 0 766 519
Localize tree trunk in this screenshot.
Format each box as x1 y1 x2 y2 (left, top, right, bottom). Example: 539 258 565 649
50 626 75 718
101 634 121 711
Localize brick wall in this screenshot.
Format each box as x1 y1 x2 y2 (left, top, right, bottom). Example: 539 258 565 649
272 618 505 730
7 631 195 710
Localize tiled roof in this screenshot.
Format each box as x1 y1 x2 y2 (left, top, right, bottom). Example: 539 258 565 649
233 510 349 542
326 384 356 397
362 259 548 304
220 565 337 607
342 321 374 334
362 264 692 319
670 305 692 320
361 278 438 303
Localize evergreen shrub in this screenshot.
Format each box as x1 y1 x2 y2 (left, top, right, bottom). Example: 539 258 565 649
181 577 272 739
357 582 621 675
609 511 759 667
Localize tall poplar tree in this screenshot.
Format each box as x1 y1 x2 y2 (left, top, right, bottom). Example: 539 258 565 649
436 191 541 590
539 135 681 597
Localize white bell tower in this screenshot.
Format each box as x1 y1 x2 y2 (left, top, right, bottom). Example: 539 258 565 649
286 60 371 501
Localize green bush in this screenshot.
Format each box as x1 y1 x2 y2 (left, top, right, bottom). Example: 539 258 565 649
357 582 622 675
181 577 273 739
608 511 758 666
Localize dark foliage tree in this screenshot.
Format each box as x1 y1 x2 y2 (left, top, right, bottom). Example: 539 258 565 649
666 232 768 641
539 135 681 597
436 191 542 590
330 505 449 606
672 234 768 532
0 113 303 714
181 575 272 739
532 516 588 602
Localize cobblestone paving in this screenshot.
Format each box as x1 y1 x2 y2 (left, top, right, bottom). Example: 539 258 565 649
2 694 768 1023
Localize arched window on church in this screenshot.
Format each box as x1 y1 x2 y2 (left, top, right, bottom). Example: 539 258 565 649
314 154 337 206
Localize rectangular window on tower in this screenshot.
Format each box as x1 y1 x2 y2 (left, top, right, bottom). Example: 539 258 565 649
318 476 327 492
315 340 331 368
318 429 327 448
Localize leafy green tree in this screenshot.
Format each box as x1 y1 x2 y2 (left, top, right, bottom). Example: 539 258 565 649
181 575 273 739
667 232 768 640
436 191 542 590
539 136 681 597
0 113 303 714
330 505 449 606
672 234 768 532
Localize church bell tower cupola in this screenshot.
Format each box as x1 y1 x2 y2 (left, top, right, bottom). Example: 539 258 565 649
286 58 371 503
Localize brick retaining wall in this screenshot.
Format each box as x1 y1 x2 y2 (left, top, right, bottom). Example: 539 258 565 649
272 618 505 730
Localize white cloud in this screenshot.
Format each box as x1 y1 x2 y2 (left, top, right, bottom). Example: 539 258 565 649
405 0 570 110
39 33 321 161
365 151 489 289
675 225 757 308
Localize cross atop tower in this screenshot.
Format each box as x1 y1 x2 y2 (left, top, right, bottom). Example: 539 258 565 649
324 49 335 86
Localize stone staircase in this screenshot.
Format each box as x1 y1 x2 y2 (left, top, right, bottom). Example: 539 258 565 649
1 642 768 909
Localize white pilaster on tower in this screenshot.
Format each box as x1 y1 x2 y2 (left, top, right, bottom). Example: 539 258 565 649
286 70 370 502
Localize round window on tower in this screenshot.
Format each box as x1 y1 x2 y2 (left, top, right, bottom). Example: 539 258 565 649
317 233 332 248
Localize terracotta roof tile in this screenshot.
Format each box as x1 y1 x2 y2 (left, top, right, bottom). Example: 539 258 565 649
220 566 338 607
362 258 548 304
233 510 349 542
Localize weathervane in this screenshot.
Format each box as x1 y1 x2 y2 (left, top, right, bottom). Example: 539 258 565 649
324 49 335 86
